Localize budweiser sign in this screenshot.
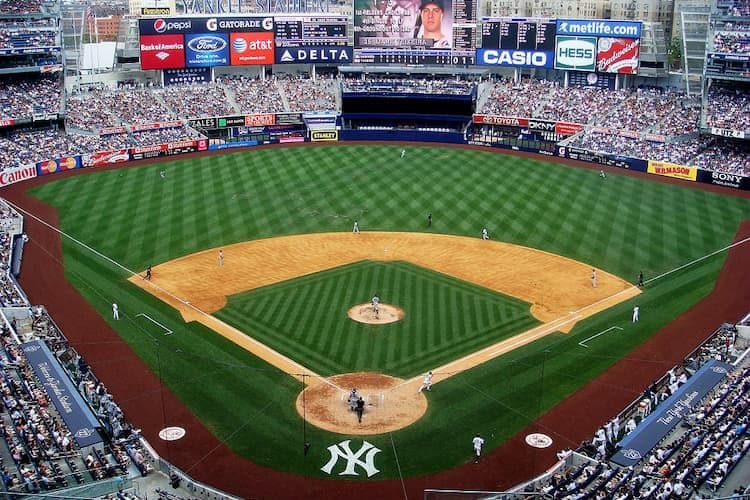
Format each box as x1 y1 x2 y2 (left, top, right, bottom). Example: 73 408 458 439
597 37 640 74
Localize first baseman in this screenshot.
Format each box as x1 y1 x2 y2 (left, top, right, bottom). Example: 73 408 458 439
418 371 433 392
591 269 597 288
353 220 360 233
219 249 224 267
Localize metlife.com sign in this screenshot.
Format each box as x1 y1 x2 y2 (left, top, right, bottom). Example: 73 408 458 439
556 19 641 39
476 49 554 68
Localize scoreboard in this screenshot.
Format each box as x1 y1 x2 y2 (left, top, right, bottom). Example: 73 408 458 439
274 16 349 47
481 18 555 51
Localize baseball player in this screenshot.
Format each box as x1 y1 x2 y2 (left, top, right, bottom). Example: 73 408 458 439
112 303 119 320
591 269 597 288
353 220 360 233
160 169 166 179
638 270 644 287
599 170 606 179
145 266 152 281
371 294 380 318
472 434 485 462
632 305 640 323
481 227 489 240
219 249 224 267
400 149 406 159
427 213 432 227
418 371 433 392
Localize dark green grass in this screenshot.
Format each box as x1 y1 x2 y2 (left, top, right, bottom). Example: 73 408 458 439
216 260 539 377
27 145 750 478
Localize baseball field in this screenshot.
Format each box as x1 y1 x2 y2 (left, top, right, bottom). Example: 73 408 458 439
7 144 750 497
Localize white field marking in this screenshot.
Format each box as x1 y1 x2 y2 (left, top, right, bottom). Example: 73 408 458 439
488 314 582 356
578 326 623 348
5 200 334 389
643 236 750 285
135 313 173 336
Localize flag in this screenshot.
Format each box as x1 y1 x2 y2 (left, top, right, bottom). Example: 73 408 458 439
85 5 96 35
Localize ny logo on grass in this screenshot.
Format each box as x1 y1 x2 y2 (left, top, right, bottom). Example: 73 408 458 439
321 440 381 477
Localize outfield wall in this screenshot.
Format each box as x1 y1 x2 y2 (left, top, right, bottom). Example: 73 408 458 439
1 132 748 191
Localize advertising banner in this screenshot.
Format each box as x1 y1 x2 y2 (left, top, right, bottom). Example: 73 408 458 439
596 37 639 74
704 170 746 189
311 130 339 141
83 150 130 168
710 127 745 139
185 33 229 66
138 17 273 36
275 46 352 64
245 114 276 126
142 7 171 15
140 34 185 70
279 136 305 143
612 359 731 467
132 120 183 132
0 119 14 128
230 32 274 65
555 122 584 135
472 115 529 126
475 49 553 68
36 156 82 176
130 144 168 161
274 113 303 125
99 126 128 136
643 133 666 143
189 117 218 129
555 19 641 39
0 165 37 186
208 140 258 150
21 340 103 448
647 160 697 182
554 36 596 71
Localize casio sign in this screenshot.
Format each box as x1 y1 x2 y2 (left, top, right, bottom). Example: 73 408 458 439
480 49 548 67
188 36 226 53
154 18 192 33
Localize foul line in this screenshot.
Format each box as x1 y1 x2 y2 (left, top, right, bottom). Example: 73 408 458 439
578 326 623 348
135 313 173 336
5 200 335 389
644 235 750 285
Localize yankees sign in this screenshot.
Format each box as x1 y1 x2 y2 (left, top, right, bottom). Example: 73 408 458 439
321 440 381 477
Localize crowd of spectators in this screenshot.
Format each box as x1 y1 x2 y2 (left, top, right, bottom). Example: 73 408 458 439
0 29 57 50
539 85 629 124
526 325 749 499
156 83 236 119
712 31 750 53
706 86 750 132
0 75 61 121
692 139 750 175
0 0 44 14
0 203 26 308
597 88 695 134
480 78 554 118
217 75 285 114
66 86 174 132
129 126 201 147
278 74 337 112
727 0 750 16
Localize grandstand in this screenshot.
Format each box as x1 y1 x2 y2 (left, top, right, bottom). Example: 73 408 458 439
0 0 746 498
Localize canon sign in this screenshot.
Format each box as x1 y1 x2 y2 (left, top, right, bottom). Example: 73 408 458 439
0 166 36 187
476 49 553 68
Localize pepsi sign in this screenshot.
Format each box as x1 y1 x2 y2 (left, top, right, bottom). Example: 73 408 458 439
186 33 229 67
476 49 553 68
274 46 352 64
151 18 193 34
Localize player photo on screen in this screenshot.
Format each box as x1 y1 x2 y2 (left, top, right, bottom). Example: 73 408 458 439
354 0 453 50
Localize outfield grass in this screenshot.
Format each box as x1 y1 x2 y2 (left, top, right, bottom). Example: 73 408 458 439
27 145 750 478
216 260 539 377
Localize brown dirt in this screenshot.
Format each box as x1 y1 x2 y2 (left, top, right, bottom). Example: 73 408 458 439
2 142 748 500
347 303 405 325
296 373 427 435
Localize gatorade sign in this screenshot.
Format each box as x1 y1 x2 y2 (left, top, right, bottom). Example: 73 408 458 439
554 36 596 71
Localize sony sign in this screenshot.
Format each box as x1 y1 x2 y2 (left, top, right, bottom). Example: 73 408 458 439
476 49 553 68
711 171 743 188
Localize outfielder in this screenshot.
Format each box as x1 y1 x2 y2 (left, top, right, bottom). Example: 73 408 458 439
472 434 485 462
353 220 360 233
632 305 640 323
418 371 433 392
112 303 119 320
400 149 406 159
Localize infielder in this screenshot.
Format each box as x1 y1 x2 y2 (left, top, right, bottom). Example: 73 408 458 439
353 220 360 233
112 303 119 320
418 371 433 392
591 269 597 288
371 294 380 317
472 434 485 462
632 305 640 323
218 249 224 267
481 227 489 240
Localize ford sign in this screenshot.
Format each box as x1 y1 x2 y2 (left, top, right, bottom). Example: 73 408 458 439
188 35 226 53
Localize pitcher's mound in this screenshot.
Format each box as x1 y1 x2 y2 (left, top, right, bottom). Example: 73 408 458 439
347 303 405 324
296 372 427 435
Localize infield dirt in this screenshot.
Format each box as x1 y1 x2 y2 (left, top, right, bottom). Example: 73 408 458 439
129 231 639 434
